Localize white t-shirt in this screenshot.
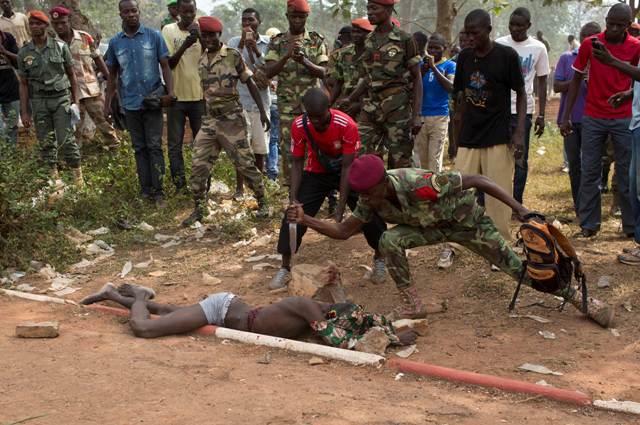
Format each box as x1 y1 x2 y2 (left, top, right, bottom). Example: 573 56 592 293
496 35 550 114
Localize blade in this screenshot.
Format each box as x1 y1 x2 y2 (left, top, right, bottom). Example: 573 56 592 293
289 222 297 259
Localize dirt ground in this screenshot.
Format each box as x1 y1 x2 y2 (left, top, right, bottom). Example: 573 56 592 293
2 125 640 424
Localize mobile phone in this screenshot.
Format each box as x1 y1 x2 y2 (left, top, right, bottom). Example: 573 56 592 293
591 37 604 51
245 31 254 41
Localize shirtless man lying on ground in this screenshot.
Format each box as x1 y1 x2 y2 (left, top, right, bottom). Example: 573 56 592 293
80 283 417 347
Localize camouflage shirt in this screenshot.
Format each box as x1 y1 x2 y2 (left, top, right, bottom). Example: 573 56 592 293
352 169 482 228
265 30 329 114
361 26 421 93
328 44 364 97
199 44 252 113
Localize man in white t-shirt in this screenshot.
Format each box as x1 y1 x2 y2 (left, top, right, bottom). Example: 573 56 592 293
496 7 550 204
162 0 203 191
0 0 29 48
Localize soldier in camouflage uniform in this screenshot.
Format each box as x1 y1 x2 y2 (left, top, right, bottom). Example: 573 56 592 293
182 16 270 227
328 18 373 119
286 154 614 328
264 0 328 182
343 0 423 169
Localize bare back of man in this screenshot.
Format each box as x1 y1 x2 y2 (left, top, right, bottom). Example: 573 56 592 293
80 283 418 345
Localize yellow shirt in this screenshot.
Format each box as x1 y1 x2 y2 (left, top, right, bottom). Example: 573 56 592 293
161 22 203 102
0 12 30 48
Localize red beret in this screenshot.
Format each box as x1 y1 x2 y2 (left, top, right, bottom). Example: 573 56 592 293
369 0 398 5
287 0 310 13
351 18 374 32
348 154 386 192
28 10 50 24
198 16 223 33
49 5 70 19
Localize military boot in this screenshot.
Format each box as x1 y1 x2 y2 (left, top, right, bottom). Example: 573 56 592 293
182 199 205 227
390 286 427 320
72 167 84 188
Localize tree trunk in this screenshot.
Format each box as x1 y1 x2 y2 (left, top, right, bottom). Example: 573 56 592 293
436 0 456 45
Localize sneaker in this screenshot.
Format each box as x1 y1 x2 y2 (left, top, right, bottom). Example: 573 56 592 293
576 228 598 238
390 286 427 320
622 246 640 254
618 248 640 266
490 264 500 272
182 208 203 228
269 268 291 290
370 257 386 284
437 247 455 269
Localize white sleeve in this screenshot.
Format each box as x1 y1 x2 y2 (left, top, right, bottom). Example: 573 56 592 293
536 44 551 76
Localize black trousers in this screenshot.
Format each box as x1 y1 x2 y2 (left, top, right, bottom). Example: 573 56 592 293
277 171 387 255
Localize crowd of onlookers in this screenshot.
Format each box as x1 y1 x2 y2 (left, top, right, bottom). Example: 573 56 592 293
1 0 639 273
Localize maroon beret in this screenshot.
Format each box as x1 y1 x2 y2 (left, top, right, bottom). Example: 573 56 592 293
49 5 71 19
348 154 386 192
198 16 223 33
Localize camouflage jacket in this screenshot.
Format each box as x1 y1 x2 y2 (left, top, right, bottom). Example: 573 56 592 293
265 30 329 114
352 169 482 228
361 26 421 93
198 44 252 114
328 44 364 98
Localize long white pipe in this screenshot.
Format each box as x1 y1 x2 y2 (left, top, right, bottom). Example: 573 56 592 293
214 327 385 366
1 288 74 305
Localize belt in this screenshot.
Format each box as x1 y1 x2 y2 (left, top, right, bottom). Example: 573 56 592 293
206 102 241 117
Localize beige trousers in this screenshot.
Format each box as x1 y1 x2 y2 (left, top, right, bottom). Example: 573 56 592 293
456 144 515 240
414 115 449 171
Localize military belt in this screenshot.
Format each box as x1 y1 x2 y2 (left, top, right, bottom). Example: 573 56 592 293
206 102 241 117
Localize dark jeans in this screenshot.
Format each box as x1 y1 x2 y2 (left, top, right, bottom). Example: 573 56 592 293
563 122 582 212
277 171 387 255
167 100 204 188
125 108 165 198
267 103 280 181
580 116 633 233
510 114 533 203
631 128 640 243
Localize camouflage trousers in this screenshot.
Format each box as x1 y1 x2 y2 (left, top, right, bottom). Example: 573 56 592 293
32 95 81 169
358 90 413 169
278 111 297 181
191 108 265 201
379 214 528 291
76 95 119 147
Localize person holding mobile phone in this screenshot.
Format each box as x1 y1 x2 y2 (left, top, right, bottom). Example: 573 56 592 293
560 3 640 240
228 8 273 200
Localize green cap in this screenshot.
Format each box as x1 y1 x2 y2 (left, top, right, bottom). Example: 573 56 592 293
167 0 177 6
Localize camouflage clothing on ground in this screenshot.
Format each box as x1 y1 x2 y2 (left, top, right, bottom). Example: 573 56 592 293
352 168 530 291
265 31 328 170
190 45 265 201
357 26 420 168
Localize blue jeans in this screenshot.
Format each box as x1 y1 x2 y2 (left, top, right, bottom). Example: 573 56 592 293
267 103 280 181
563 123 582 212
510 114 533 203
124 108 165 198
0 100 20 146
580 116 633 233
630 128 640 244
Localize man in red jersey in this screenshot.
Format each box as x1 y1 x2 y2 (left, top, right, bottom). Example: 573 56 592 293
269 88 387 290
560 3 640 239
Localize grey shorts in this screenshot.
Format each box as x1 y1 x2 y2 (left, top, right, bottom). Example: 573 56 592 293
198 292 236 326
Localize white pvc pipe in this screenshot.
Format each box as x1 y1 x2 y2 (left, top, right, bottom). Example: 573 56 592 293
1 289 74 305
214 327 385 366
594 400 640 415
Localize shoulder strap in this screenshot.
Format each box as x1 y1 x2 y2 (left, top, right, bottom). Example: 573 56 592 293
302 113 323 157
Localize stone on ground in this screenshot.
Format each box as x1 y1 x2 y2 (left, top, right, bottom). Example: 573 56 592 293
15 321 59 338
289 263 346 303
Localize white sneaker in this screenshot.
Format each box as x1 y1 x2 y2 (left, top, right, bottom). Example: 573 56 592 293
437 247 455 269
269 268 291 290
490 264 500 272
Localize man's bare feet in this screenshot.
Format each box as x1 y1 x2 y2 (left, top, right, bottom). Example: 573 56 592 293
80 283 118 305
118 283 156 300
397 329 418 346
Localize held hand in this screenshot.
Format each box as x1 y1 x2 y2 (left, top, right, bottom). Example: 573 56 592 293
291 42 304 63
411 116 422 135
21 112 31 128
608 91 629 109
559 120 573 137
286 202 304 224
160 94 176 107
534 116 545 137
245 37 257 52
425 53 435 69
346 101 362 118
260 112 271 132
592 44 614 65
514 206 531 223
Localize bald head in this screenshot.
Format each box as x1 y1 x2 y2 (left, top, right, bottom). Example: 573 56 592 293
303 88 330 115
465 9 491 30
605 3 632 42
608 2 632 21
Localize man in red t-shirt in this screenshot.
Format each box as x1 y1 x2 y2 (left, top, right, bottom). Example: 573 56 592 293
269 88 387 290
560 3 640 239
